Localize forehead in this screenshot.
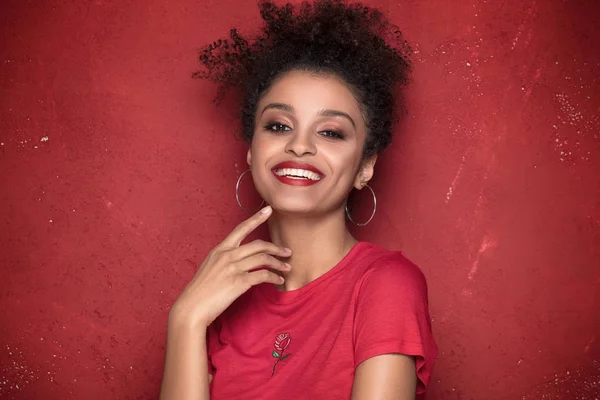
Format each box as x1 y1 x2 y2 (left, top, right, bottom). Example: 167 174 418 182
258 70 364 120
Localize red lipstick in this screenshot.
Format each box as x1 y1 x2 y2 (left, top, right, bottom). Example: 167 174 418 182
271 161 324 187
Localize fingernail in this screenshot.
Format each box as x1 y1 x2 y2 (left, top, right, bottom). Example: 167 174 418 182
283 247 292 254
261 206 272 214
279 276 285 283
284 263 292 269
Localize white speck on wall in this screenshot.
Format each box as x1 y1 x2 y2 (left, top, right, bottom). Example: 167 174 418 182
521 359 600 399
49 220 53 223
445 186 454 202
40 136 49 142
552 92 598 164
0 343 39 393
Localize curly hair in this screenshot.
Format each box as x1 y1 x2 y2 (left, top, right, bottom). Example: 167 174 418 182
193 0 411 157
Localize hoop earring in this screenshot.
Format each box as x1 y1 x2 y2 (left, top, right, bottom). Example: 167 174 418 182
345 184 377 226
235 169 265 213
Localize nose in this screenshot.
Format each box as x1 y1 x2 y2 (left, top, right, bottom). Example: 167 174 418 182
285 130 316 157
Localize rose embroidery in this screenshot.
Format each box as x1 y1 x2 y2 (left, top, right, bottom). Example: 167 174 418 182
271 333 291 376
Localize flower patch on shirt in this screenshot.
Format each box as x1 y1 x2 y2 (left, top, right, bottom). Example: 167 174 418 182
271 333 292 376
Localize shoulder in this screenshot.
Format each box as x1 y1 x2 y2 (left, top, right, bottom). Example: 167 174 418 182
353 243 429 308
356 243 427 291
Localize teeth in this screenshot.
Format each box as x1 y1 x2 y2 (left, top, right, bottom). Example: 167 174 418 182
274 168 321 181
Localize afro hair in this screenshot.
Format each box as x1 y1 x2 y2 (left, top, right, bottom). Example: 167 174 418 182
194 0 411 157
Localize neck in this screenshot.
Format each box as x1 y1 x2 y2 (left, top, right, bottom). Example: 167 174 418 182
267 207 358 291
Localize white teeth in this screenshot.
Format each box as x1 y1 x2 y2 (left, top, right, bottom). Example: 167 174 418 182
274 168 321 181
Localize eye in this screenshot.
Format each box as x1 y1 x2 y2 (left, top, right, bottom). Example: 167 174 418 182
319 130 345 140
264 123 292 133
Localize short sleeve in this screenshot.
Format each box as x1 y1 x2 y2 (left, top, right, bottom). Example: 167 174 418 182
353 255 437 394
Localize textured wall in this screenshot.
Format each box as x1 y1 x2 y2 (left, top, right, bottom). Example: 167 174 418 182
1 0 598 399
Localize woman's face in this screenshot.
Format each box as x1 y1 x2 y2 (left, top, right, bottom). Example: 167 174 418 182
248 70 376 215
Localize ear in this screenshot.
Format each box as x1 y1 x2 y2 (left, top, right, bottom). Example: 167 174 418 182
246 148 252 168
353 155 378 190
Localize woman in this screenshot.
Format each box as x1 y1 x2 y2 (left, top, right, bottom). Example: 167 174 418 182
160 1 437 399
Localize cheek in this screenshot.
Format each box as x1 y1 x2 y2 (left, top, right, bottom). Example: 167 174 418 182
249 136 278 174
249 136 266 168
324 147 362 176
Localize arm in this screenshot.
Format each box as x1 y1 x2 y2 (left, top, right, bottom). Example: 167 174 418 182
351 354 417 400
158 206 291 399
159 315 210 400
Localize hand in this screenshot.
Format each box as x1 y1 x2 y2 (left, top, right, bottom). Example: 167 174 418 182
169 206 291 329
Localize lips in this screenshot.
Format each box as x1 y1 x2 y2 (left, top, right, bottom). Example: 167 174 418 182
271 161 324 187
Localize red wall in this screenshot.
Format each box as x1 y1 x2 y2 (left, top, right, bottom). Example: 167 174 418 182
1 0 599 399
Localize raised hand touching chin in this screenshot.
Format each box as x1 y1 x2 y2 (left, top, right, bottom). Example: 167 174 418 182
169 205 292 329
160 205 291 400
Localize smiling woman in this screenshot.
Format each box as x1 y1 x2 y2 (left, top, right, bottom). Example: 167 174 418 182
251 71 368 214
159 1 437 399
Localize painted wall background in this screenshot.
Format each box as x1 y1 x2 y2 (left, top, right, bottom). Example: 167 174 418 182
1 0 598 399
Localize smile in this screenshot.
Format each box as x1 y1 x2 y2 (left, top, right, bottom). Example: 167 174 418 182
271 161 324 187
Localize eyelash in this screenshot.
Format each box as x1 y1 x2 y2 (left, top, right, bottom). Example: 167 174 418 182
263 123 345 140
264 123 291 132
320 130 345 140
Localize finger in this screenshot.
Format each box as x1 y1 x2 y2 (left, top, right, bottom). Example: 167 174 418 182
234 239 291 260
222 206 272 248
245 269 285 287
235 253 291 273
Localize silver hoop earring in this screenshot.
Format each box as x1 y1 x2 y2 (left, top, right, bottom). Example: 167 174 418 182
235 169 265 213
345 184 377 226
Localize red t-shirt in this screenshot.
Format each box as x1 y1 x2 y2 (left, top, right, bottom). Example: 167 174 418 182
207 242 437 399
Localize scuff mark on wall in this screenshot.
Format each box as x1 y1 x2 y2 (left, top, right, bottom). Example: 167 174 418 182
584 335 596 354
511 0 538 51
446 153 467 203
467 233 497 281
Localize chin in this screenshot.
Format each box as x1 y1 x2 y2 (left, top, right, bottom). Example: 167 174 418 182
267 195 321 216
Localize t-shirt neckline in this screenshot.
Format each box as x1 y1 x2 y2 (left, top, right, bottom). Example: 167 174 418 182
257 241 370 305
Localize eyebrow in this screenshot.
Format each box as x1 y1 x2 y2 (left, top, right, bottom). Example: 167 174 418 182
260 103 356 128
317 109 356 128
260 103 294 116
